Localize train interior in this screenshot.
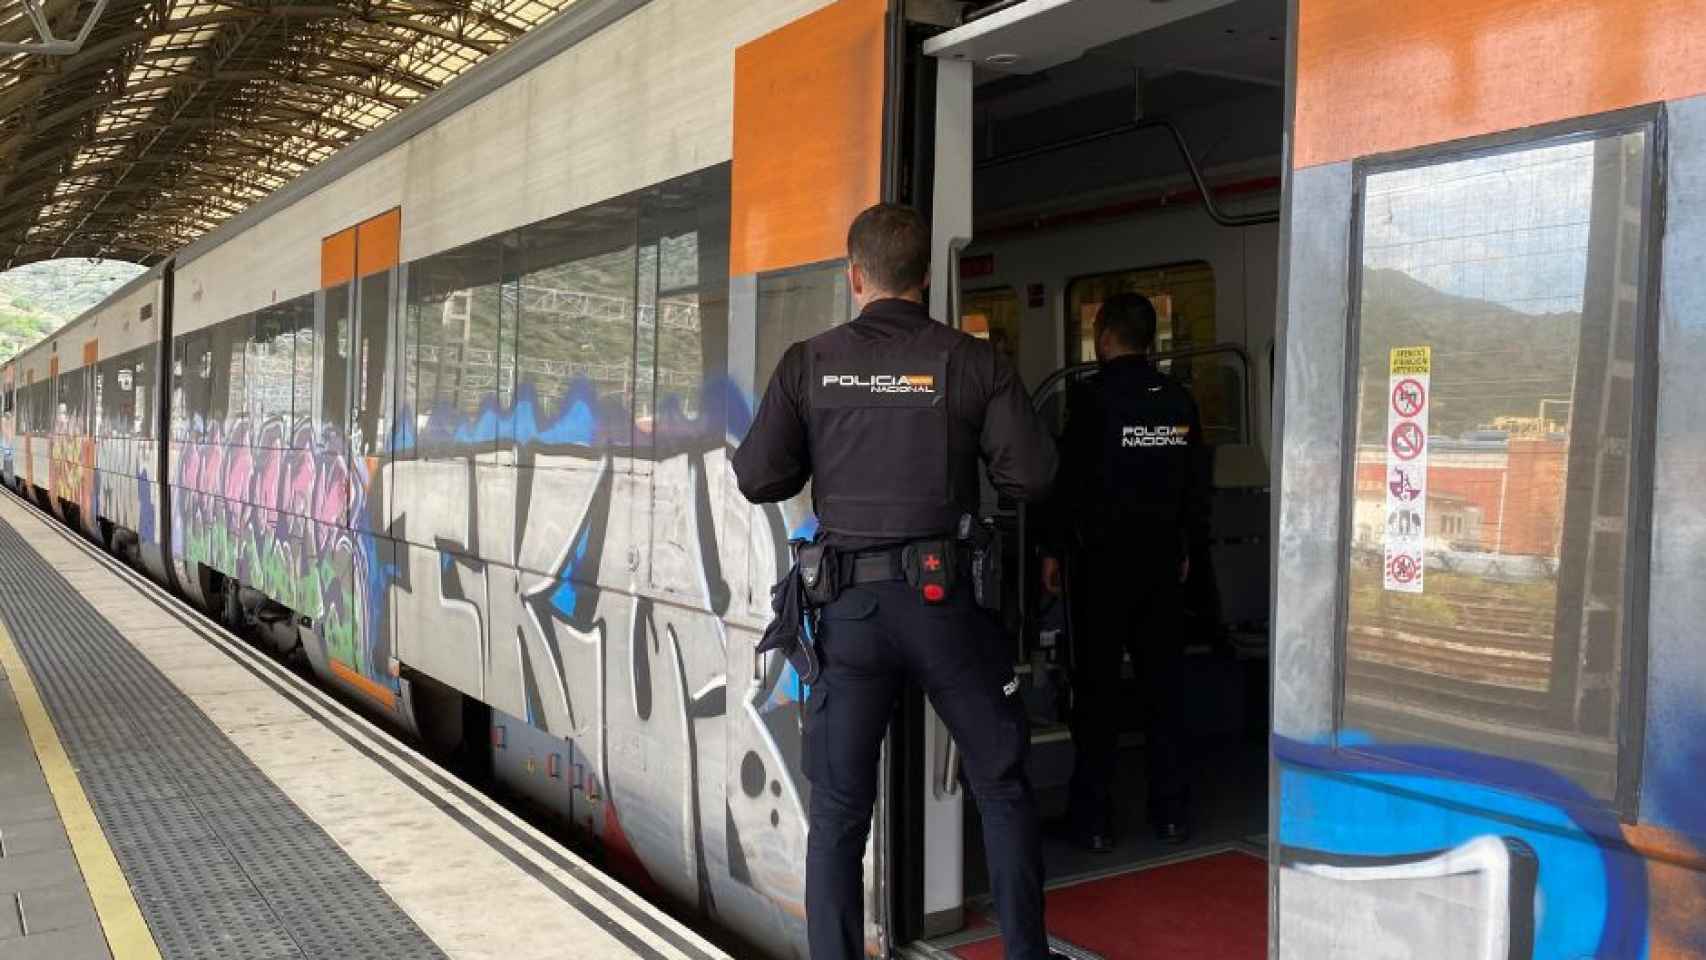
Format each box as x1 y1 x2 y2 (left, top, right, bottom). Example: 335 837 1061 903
917 2 1282 955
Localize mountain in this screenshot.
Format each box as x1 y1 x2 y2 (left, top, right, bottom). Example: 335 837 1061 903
1355 267 1582 440
0 259 146 363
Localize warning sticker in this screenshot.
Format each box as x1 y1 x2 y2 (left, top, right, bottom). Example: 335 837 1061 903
1390 346 1432 376
1383 345 1431 594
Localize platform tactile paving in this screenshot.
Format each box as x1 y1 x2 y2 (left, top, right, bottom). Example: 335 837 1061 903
0 518 448 960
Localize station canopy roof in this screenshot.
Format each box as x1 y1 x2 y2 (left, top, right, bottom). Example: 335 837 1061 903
0 0 578 269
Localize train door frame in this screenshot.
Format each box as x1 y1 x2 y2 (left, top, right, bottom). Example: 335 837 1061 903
897 0 1287 952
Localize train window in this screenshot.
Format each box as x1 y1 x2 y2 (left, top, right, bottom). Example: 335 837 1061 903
1341 126 1656 806
56 369 86 436
320 284 352 442
756 263 851 393
287 296 313 444
404 237 505 460
1067 263 1239 445
639 168 732 594
514 198 639 453
207 314 250 438
173 334 212 440
960 287 1021 368
250 305 295 445
130 350 150 440
353 272 393 458
101 357 133 439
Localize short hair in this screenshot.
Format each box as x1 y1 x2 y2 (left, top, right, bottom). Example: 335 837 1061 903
847 204 930 295
1094 292 1158 351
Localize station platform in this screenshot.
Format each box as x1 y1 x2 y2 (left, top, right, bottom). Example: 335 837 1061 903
0 493 728 960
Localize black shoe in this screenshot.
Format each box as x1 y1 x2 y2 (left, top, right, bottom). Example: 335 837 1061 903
1154 820 1190 845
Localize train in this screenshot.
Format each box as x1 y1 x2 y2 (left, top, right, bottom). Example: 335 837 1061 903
2 0 1704 957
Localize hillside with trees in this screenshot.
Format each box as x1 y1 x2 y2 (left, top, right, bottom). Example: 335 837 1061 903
1355 267 1581 441
0 259 145 362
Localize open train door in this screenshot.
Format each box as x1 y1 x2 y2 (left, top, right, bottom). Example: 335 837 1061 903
914 0 1276 954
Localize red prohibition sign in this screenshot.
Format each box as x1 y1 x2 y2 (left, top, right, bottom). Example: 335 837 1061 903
1392 378 1427 418
1388 553 1420 583
1390 421 1425 461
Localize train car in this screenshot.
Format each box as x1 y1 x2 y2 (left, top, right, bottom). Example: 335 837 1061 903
6 0 1704 958
1261 1 1706 957
1 358 14 488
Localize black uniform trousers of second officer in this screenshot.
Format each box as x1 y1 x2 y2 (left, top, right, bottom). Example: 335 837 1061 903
733 297 1058 960
808 577 1044 959
1067 548 1191 835
1049 353 1209 840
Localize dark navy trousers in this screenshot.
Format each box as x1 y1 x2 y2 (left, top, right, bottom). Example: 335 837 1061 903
803 581 1047 960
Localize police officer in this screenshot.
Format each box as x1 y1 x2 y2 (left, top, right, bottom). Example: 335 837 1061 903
1040 292 1209 852
734 204 1060 960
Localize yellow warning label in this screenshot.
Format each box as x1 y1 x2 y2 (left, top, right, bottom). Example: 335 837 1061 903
1390 346 1432 376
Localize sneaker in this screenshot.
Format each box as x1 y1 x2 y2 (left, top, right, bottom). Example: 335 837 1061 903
1153 820 1190 845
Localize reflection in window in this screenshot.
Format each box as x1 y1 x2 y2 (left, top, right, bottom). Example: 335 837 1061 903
756 264 849 392
289 297 314 441
514 201 637 449
1067 263 1237 445
56 370 86 436
208 315 250 434
752 261 850 550
960 287 1021 367
1342 131 1652 803
249 306 295 444
354 272 392 457
405 239 505 458
320 285 351 440
638 170 729 448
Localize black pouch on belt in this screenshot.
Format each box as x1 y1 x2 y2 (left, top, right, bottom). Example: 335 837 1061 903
902 538 955 604
798 541 841 607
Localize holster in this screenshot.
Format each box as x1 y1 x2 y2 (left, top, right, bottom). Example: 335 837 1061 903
755 539 834 686
960 514 1002 613
797 541 842 607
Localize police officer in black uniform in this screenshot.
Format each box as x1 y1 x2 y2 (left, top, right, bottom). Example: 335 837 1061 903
1040 292 1209 852
734 204 1060 960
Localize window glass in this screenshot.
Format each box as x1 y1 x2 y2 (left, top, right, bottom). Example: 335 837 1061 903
1067 263 1238 444
130 349 151 440
756 264 850 393
320 284 352 442
752 261 851 551
960 287 1021 368
514 199 638 452
249 305 295 445
353 272 393 457
55 370 82 436
639 168 732 592
172 334 212 440
208 314 250 438
103 358 134 438
405 238 505 459
1342 130 1652 803
288 296 314 442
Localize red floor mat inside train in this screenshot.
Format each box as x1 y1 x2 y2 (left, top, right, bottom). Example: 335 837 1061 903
951 850 1265 960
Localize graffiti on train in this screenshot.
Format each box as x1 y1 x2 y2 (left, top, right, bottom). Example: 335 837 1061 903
163 378 817 953
1275 736 1706 959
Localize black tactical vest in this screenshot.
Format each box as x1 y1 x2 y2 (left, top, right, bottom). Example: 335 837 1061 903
806 321 962 541
1085 362 1197 549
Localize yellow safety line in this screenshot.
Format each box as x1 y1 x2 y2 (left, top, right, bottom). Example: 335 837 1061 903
0 620 163 960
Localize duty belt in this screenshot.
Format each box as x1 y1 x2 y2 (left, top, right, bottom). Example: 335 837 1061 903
848 550 907 584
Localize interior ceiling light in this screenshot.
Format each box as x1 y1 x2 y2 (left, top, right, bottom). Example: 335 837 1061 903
986 52 1022 66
